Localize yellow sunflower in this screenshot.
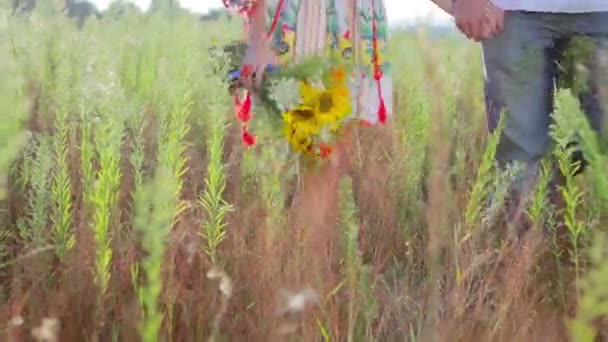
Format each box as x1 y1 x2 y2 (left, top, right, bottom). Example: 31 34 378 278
316 88 351 126
281 67 352 157
282 105 319 134
282 105 318 153
299 79 351 127
298 81 320 104
285 126 313 153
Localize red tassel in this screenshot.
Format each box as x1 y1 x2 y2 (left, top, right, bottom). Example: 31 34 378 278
266 0 285 40
371 0 387 125
378 98 387 124
242 127 256 146
237 92 252 122
374 69 383 81
240 64 253 77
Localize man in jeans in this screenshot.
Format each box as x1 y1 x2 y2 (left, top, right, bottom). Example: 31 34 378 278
450 1 608 234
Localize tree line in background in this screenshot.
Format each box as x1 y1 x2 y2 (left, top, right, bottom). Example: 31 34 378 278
9 0 231 27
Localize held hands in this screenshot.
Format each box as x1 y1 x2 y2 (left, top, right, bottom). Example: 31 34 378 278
453 0 504 42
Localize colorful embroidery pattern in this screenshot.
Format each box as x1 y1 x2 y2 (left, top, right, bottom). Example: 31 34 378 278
265 0 392 124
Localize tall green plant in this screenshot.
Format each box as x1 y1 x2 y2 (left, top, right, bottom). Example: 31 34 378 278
91 114 124 295
136 75 192 342
19 135 53 246
338 176 377 341
198 53 233 265
50 106 75 260
134 167 178 342
0 35 28 200
200 118 233 264
465 115 504 227
563 81 608 341
569 232 608 342
46 35 78 261
551 91 590 297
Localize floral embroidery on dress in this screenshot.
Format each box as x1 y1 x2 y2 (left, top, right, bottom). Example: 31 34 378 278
264 0 392 124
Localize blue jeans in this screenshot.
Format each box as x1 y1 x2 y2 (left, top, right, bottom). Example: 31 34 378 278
483 11 608 164
481 11 608 235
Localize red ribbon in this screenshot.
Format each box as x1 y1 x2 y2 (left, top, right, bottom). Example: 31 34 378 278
266 0 285 40
371 0 387 124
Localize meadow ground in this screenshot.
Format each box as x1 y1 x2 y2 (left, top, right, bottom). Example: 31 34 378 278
1 8 608 342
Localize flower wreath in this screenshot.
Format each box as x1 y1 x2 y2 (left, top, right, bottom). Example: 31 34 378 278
221 0 387 160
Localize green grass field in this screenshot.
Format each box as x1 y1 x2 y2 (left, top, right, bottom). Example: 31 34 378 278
2 6 608 342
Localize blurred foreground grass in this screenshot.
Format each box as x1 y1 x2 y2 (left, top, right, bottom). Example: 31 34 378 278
1 7 608 342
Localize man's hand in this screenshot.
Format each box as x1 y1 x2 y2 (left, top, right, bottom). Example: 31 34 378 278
453 0 504 42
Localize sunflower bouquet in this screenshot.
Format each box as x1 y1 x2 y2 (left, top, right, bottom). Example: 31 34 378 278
217 42 354 159
279 64 352 158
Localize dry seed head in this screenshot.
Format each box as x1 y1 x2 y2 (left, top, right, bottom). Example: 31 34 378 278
207 268 233 298
277 287 320 315
8 316 24 328
276 323 299 335
31 318 60 342
185 240 197 264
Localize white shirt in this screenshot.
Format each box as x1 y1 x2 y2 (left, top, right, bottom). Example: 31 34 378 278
493 0 608 12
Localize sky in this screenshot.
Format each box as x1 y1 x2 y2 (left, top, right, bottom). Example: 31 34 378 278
89 0 452 23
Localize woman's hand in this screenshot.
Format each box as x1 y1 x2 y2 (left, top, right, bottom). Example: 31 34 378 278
240 34 278 94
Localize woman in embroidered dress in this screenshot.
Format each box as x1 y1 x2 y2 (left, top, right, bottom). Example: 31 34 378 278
220 0 394 286
220 1 453 277
223 0 393 164
242 0 393 125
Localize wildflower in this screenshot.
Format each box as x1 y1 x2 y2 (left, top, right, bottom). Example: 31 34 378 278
329 66 347 84
299 81 321 105
283 125 314 154
317 143 332 158
282 106 318 154
313 87 351 126
299 71 351 126
279 66 352 158
283 105 319 134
